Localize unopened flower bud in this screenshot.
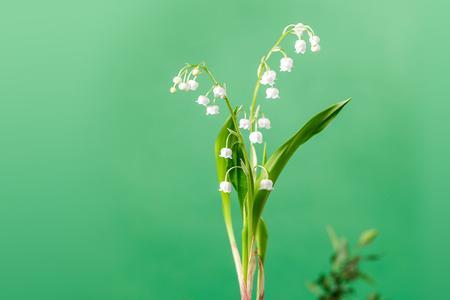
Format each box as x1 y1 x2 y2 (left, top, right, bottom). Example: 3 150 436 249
192 68 200 76
170 87 176 93
172 76 182 84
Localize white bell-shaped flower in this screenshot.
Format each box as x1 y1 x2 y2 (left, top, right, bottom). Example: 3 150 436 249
213 85 227 98
196 95 210 106
219 181 232 193
260 70 277 85
219 147 232 159
239 118 250 130
188 80 199 91
295 39 307 54
170 87 176 93
249 131 263 144
172 76 182 84
259 179 274 191
311 44 321 53
265 87 280 99
178 82 189 91
258 117 271 129
280 57 294 72
206 105 220 115
192 68 200 76
293 23 306 36
309 35 320 46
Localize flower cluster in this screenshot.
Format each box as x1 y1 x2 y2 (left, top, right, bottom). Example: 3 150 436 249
170 65 228 117
170 22 320 195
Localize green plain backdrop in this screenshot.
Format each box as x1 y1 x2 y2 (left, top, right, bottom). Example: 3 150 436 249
1 0 449 299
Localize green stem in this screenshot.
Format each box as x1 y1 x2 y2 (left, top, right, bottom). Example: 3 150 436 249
199 63 256 283
249 30 292 129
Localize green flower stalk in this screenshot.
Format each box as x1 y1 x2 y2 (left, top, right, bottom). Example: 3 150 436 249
170 22 350 300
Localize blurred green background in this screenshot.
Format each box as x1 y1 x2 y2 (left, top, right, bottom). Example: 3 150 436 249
1 0 449 299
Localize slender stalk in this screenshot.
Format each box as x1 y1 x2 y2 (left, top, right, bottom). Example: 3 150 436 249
199 63 256 293
222 196 245 295
249 30 292 129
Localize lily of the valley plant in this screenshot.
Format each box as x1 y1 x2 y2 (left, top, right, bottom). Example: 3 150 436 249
170 22 350 300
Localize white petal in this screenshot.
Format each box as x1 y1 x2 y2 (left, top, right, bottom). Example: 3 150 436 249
219 181 232 193
239 118 250 130
295 39 307 54
197 95 210 106
280 57 293 72
188 80 199 91
249 131 263 144
309 35 320 46
311 44 321 52
259 179 274 191
265 87 280 99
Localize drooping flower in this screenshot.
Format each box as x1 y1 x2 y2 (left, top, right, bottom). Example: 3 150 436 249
310 35 321 53
266 87 280 99
311 44 321 52
219 147 232 159
170 87 176 93
196 95 210 106
213 85 226 98
293 23 306 36
260 70 277 85
172 76 182 84
258 117 271 129
219 181 232 193
239 118 250 130
188 79 199 91
280 57 294 72
206 105 220 115
295 39 307 54
178 82 189 91
259 179 274 191
192 67 200 76
249 131 263 144
309 35 320 46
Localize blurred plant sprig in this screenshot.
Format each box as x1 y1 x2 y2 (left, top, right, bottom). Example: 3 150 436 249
307 227 385 300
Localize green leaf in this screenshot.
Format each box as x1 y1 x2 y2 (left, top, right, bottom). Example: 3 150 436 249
358 272 375 285
252 98 351 227
230 143 248 210
358 229 379 246
327 226 340 252
262 142 268 165
215 108 247 210
256 218 268 263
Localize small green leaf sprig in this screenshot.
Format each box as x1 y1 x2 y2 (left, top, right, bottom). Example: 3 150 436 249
170 22 350 300
308 228 384 300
